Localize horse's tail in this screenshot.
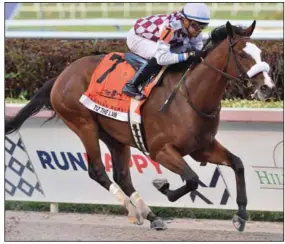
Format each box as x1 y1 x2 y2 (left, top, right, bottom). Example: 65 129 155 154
5 77 57 135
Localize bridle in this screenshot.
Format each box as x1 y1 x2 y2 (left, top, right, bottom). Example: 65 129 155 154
184 36 253 119
160 35 254 118
201 36 252 84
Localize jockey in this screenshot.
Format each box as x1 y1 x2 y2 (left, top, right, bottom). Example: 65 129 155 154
122 3 210 100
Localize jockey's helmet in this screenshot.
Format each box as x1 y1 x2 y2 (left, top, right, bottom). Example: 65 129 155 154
181 3 210 24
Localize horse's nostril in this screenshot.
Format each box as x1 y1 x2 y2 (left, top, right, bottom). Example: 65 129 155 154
260 85 268 91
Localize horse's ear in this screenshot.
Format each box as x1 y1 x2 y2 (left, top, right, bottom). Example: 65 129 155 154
226 21 234 38
244 20 256 37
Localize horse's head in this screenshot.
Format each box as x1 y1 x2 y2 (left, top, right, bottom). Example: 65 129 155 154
222 21 275 100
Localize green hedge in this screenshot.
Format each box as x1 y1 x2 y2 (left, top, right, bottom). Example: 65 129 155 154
5 39 126 99
5 201 283 222
5 39 283 100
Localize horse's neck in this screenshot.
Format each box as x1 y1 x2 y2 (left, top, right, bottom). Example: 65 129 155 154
185 43 228 113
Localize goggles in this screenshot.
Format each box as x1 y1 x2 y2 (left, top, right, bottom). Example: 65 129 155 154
190 21 208 31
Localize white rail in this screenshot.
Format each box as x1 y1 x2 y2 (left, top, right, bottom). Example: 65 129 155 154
6 19 284 29
19 3 283 18
5 30 283 40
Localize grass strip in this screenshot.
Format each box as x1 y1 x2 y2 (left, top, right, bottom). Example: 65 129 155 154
5 201 283 222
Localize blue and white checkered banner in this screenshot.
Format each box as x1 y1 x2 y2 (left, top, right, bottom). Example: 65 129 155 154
5 133 45 201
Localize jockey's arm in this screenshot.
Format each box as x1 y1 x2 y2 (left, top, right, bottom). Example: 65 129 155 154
155 41 188 66
193 39 204 51
170 40 203 53
155 25 204 66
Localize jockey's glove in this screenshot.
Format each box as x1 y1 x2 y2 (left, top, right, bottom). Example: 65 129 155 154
187 50 206 60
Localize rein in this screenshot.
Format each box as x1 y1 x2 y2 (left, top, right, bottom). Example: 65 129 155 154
183 81 221 119
159 61 222 119
159 36 252 119
201 36 251 84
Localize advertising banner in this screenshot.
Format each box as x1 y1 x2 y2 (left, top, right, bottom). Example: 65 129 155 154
5 117 283 211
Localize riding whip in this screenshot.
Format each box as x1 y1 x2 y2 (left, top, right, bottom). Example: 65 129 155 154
159 39 211 113
159 64 193 113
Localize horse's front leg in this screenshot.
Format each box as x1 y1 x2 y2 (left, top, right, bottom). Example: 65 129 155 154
190 139 247 232
152 144 200 202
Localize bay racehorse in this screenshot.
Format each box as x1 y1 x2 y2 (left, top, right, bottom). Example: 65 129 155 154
5 21 274 232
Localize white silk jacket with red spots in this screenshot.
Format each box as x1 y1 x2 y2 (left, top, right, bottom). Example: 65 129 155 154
133 11 203 52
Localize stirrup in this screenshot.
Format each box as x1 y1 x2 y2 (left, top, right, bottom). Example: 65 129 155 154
122 85 146 101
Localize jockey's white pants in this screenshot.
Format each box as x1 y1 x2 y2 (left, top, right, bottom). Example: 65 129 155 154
126 28 157 60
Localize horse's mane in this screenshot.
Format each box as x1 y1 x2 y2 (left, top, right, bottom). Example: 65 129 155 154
165 24 246 74
205 24 246 52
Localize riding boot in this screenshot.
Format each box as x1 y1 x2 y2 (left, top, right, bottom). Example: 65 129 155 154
122 57 157 100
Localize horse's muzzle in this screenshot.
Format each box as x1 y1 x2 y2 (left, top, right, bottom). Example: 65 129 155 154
251 85 275 101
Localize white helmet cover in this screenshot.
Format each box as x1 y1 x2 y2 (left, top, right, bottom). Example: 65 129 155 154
181 3 210 24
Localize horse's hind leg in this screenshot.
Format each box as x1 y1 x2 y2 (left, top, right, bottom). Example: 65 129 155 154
55 110 139 219
190 139 247 232
99 128 143 225
99 128 167 230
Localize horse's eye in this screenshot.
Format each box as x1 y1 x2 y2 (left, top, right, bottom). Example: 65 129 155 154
240 53 247 59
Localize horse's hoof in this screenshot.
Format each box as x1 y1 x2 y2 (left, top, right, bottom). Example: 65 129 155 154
128 216 137 224
152 179 169 192
135 214 144 225
128 215 144 225
150 218 167 231
232 214 246 232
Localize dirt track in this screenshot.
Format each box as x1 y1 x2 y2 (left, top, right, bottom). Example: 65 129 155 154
5 211 283 242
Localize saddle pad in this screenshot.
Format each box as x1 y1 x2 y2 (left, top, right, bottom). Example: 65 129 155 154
80 52 166 122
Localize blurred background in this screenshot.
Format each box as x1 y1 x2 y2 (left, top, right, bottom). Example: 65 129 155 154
5 2 284 37
4 3 284 101
6 3 284 20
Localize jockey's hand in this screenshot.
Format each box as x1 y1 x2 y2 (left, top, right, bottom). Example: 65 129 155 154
187 50 206 60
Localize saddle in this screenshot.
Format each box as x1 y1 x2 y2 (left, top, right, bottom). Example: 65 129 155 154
122 52 162 87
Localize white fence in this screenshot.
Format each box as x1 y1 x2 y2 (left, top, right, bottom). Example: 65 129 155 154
5 105 284 212
5 30 283 40
6 19 283 29
19 3 283 18
5 18 283 40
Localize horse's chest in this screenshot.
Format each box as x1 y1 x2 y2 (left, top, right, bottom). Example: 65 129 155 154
178 123 217 151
